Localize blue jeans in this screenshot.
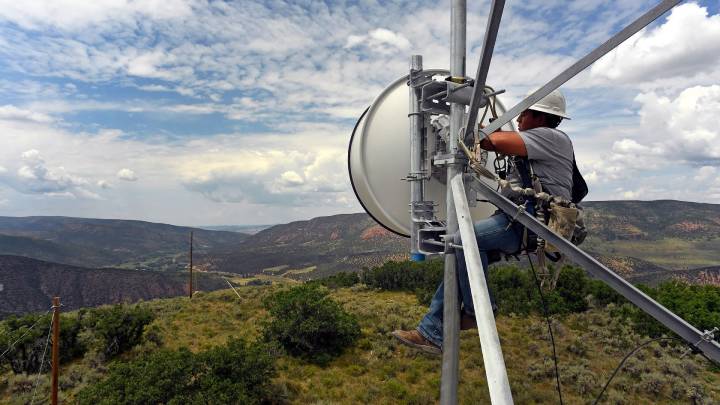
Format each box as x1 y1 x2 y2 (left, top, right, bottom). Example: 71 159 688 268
417 212 523 347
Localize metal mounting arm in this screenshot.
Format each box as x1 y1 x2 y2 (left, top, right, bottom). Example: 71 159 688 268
467 176 720 363
478 0 681 138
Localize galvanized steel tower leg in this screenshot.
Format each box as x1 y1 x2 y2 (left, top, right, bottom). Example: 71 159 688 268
441 1 465 404
409 55 425 262
452 174 513 404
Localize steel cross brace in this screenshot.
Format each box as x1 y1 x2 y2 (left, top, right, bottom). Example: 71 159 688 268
466 176 720 363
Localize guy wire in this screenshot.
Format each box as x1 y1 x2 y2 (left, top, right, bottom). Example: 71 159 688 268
527 252 564 405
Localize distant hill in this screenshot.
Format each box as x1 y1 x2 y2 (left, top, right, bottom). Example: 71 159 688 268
0 216 248 270
208 214 407 278
207 200 720 284
0 255 227 318
199 224 273 234
2 201 717 285
582 200 720 240
581 201 720 274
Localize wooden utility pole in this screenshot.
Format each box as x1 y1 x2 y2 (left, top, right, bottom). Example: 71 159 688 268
189 231 193 299
51 296 60 405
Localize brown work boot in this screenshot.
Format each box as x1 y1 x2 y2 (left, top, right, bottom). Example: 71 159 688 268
391 329 441 355
460 313 477 330
461 307 498 330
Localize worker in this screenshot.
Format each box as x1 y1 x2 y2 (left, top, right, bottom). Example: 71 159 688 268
392 89 575 354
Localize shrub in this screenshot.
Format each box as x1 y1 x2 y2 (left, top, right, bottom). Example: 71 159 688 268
77 338 276 405
489 264 623 316
0 312 84 374
263 284 360 364
246 279 272 286
361 259 443 305
614 281 720 341
315 271 360 289
347 259 624 316
80 304 154 358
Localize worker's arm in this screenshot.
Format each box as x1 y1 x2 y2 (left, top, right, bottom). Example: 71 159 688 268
478 131 527 156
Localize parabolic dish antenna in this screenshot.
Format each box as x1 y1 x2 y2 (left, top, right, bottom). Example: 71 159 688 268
348 71 516 237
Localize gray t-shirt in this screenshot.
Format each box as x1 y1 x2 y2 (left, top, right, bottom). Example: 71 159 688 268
504 127 574 201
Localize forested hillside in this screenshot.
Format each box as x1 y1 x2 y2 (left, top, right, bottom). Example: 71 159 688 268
0 255 226 318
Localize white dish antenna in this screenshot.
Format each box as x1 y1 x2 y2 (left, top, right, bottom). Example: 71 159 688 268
348 70 515 236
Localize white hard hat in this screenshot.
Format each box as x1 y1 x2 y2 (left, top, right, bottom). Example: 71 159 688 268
527 89 570 119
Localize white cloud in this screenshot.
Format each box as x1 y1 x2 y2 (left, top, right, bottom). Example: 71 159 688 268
0 105 54 123
0 149 99 199
345 28 411 54
117 168 138 181
181 148 349 206
279 171 304 187
590 3 720 87
622 190 640 199
0 0 719 223
0 0 194 31
634 85 720 163
581 84 720 188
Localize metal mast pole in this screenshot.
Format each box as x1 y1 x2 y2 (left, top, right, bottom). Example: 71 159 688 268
409 55 425 262
51 296 60 405
441 1 465 403
189 231 193 299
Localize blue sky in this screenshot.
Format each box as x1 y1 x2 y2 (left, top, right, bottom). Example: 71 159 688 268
0 0 719 226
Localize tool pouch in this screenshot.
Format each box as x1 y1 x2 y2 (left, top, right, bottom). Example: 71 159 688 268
546 203 579 253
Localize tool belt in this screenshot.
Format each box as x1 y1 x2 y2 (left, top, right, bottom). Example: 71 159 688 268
509 157 585 254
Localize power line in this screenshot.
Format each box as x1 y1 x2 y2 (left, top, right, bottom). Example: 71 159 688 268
30 315 53 405
0 309 52 362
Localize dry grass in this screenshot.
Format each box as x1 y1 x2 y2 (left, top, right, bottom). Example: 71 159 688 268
3 285 718 404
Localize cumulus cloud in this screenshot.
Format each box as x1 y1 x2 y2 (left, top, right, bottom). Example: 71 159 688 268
0 0 194 31
590 3 720 87
345 28 411 54
181 149 349 206
117 168 138 181
634 85 720 164
0 105 54 123
621 190 640 200
582 84 720 187
1 0 720 222
0 149 99 199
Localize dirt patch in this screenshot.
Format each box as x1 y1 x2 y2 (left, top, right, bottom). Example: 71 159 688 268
360 225 391 240
669 221 709 233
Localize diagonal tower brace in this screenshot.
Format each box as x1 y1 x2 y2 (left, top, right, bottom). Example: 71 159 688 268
466 176 720 363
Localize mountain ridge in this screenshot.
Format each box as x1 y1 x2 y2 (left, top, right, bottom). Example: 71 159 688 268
0 216 248 270
207 200 720 283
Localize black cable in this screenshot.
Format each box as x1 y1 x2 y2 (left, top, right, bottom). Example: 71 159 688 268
527 252 564 405
591 337 684 405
